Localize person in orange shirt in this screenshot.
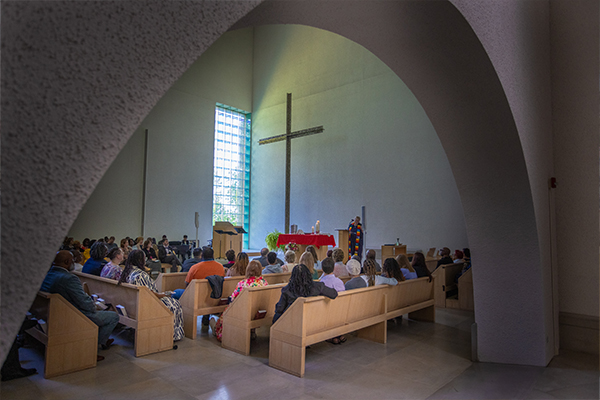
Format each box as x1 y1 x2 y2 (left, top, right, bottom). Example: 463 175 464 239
184 246 226 327
185 247 225 285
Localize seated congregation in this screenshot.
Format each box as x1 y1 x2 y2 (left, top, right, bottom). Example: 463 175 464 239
4 234 471 380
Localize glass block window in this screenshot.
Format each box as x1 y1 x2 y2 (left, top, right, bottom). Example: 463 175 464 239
213 104 251 249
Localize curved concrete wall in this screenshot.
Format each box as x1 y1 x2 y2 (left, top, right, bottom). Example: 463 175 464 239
3 0 595 367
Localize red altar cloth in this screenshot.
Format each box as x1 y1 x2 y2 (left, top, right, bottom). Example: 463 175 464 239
276 234 336 248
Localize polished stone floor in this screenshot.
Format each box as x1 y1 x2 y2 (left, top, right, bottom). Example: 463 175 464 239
1 309 597 400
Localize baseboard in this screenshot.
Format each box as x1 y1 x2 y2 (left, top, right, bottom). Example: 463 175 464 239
559 312 599 355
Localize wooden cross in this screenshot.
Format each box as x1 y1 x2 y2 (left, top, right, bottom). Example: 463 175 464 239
258 93 324 234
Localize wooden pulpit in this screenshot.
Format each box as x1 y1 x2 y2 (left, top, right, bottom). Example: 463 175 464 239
335 229 349 261
213 222 246 258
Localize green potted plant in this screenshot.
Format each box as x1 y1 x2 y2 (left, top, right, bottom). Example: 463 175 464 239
265 229 285 251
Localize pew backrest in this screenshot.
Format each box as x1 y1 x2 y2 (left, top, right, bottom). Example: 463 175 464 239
73 271 174 356
155 272 188 292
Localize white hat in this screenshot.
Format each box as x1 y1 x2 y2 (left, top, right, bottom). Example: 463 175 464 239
346 259 361 276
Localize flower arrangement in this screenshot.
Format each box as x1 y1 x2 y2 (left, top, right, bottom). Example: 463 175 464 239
285 243 299 252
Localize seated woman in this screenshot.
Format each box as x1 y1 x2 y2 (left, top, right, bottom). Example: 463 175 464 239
72 249 85 272
118 250 184 341
226 252 249 277
381 258 405 282
213 260 268 341
142 239 161 274
282 250 296 273
82 241 108 276
101 247 124 280
361 259 399 286
411 252 433 281
305 245 322 272
120 238 132 260
298 251 318 280
331 248 349 278
132 236 144 251
273 264 338 323
395 254 417 280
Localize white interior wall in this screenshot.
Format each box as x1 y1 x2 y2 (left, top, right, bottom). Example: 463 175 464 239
70 24 468 253
250 25 468 252
68 28 255 243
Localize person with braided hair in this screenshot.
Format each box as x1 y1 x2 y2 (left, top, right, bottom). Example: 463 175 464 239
272 264 338 324
118 250 185 341
361 259 399 287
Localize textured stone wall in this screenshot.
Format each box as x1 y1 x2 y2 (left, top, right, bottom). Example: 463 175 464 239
1 0 261 361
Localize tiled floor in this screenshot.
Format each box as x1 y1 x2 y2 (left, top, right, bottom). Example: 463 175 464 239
1 309 597 400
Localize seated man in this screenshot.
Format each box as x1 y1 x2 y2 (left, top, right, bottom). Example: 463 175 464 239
262 252 283 274
252 248 270 267
105 236 118 252
185 247 226 326
185 247 225 285
181 247 202 273
180 235 192 260
319 257 345 292
365 249 381 272
344 259 366 290
158 238 182 270
224 249 236 269
41 251 119 360
436 247 454 268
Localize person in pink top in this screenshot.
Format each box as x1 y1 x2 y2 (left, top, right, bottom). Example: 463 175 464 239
213 261 268 341
331 248 349 278
319 257 345 292
319 257 347 345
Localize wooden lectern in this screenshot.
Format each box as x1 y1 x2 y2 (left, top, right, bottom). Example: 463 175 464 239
213 222 246 259
335 229 349 261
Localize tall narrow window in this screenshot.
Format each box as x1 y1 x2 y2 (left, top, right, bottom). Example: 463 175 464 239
213 104 251 249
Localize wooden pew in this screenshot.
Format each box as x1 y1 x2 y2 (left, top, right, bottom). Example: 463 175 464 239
180 272 292 339
269 285 388 377
73 272 174 357
431 262 464 308
221 283 286 355
155 272 187 292
269 277 435 377
385 277 435 321
26 291 98 378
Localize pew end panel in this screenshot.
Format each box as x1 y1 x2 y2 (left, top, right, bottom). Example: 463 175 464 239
269 298 307 377
432 263 464 308
134 287 175 357
27 292 98 378
221 283 285 356
458 267 474 311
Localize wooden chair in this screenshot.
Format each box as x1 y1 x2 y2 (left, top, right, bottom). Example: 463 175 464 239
26 292 98 378
73 272 174 357
221 283 286 355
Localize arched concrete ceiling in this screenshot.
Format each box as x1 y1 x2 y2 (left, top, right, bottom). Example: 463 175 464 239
1 0 549 366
